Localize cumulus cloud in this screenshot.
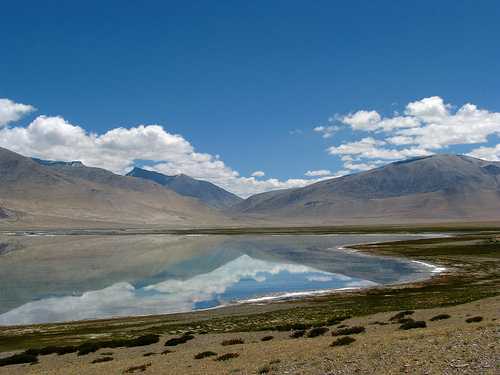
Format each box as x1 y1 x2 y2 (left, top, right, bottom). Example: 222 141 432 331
323 96 500 171
327 137 429 160
251 170 265 177
0 98 35 127
305 169 331 177
0 107 325 197
341 110 381 131
468 144 500 161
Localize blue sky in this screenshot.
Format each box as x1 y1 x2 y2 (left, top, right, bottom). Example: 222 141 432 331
1 1 499 196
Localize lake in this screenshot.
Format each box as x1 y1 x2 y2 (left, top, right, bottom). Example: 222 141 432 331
0 233 443 325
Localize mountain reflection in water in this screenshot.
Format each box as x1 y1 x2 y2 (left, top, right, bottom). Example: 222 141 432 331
0 234 441 325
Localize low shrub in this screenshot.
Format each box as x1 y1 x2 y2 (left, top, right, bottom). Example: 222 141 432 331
389 310 414 321
271 322 311 331
0 353 39 367
369 321 388 326
221 338 244 346
258 364 271 374
332 326 365 336
25 345 78 356
77 342 102 356
326 315 351 326
164 334 195 347
397 318 415 324
194 351 217 359
290 329 306 338
330 336 356 347
142 352 156 357
124 363 152 373
399 320 426 330
307 327 329 338
77 334 160 355
215 352 239 361
430 314 451 321
465 316 483 323
91 356 114 364
126 334 160 347
261 335 274 342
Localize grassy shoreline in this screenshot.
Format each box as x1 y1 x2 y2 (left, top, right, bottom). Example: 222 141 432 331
0 228 498 354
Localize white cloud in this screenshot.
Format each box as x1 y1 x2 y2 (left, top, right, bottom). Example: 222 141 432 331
0 110 323 198
0 98 36 127
327 96 500 171
337 97 500 150
404 96 450 121
314 125 338 138
328 138 430 160
342 161 380 172
394 102 500 149
305 169 331 177
467 144 500 161
251 170 265 177
341 110 381 131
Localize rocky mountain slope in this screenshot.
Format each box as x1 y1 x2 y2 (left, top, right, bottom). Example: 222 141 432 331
126 167 242 209
0 148 225 228
230 155 500 223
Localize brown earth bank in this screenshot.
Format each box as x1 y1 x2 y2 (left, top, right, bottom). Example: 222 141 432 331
0 296 498 374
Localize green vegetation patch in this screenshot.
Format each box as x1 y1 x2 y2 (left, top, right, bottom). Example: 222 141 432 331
77 334 159 355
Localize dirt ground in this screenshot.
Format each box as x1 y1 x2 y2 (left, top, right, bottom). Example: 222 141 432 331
1 295 498 375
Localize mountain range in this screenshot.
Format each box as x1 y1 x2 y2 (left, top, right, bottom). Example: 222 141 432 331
1 147 500 227
0 147 225 228
126 167 242 209
230 154 500 223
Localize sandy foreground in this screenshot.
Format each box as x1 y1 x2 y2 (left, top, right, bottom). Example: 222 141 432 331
1 296 498 375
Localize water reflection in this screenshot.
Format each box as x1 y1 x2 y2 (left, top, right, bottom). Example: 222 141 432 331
0 234 439 325
0 254 376 325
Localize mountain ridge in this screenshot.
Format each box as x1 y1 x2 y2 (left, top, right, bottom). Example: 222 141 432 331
229 154 500 223
0 147 226 228
126 167 242 209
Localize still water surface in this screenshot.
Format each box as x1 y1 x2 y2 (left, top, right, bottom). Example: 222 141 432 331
0 234 442 325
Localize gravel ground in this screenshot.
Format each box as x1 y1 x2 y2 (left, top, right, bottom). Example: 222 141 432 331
1 296 498 375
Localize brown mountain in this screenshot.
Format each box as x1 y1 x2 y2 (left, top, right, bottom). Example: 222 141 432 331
126 167 242 209
230 154 500 224
0 147 225 228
